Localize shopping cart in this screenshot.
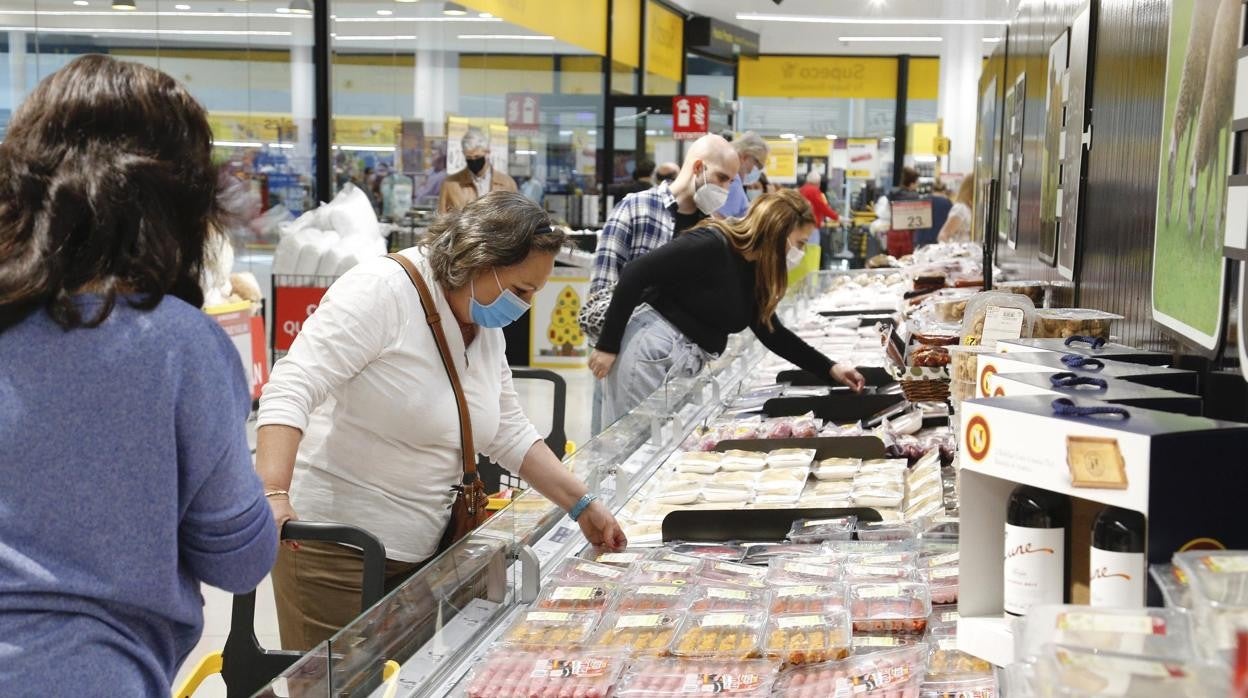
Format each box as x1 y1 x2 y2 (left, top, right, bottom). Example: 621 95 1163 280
478 367 570 494
173 521 388 698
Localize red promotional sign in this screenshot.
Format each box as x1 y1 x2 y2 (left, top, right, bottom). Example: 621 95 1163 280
274 285 329 352
505 93 541 132
250 314 269 400
672 95 710 140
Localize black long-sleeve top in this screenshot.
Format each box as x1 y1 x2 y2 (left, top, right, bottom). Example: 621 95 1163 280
595 227 836 380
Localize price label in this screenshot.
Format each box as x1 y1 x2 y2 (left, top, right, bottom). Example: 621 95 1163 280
551 586 600 601
708 587 751 601
527 612 572 622
617 614 666 629
638 585 683 597
648 562 694 574
700 613 748 628
777 615 824 629
856 584 902 599
715 562 767 578
980 305 1026 347
890 199 934 231
928 552 960 567
777 585 821 598
785 562 836 578
575 563 622 579
930 568 959 580
1057 611 1165 636
596 553 643 565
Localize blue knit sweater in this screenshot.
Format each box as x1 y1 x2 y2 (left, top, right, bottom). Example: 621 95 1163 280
0 296 277 696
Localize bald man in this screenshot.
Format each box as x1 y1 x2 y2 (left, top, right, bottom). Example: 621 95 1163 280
580 134 739 434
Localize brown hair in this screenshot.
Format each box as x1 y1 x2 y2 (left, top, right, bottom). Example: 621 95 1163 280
700 189 815 329
424 191 566 289
956 174 975 207
901 167 920 188
0 54 226 330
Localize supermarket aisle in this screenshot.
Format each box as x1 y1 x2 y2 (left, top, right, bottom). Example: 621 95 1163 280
172 366 595 696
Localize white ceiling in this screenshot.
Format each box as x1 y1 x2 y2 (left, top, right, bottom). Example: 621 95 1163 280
677 0 1010 57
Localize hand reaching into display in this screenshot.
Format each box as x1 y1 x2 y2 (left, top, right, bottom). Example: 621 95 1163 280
587 349 617 380
832 362 866 393
577 499 628 550
267 495 301 551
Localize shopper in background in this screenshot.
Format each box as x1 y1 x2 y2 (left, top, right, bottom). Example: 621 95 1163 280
579 134 740 434
607 158 657 200
939 174 975 243
588 190 865 424
799 170 840 227
0 55 277 694
915 178 953 248
437 127 518 215
654 161 680 185
258 192 626 651
717 131 770 219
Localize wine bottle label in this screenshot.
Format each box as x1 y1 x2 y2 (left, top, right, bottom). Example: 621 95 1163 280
1003 523 1065 616
1089 547 1146 609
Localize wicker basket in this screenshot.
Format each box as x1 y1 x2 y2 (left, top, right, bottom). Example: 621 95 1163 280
899 378 951 402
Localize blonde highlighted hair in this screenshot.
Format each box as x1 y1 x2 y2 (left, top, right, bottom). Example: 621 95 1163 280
699 189 815 329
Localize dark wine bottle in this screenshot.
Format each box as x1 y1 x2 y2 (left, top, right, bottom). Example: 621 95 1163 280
1090 506 1146 608
1004 484 1071 617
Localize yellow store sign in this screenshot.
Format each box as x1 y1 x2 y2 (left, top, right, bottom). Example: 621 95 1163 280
459 0 607 56
612 0 641 69
798 139 830 159
764 139 798 183
645 0 684 84
739 56 898 100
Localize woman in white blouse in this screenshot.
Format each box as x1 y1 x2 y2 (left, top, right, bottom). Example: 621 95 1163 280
257 192 626 650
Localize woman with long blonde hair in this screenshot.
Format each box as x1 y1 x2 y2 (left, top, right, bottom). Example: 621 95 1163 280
589 189 864 425
938 174 975 243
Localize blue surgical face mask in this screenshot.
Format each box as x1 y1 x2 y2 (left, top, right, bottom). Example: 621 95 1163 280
743 166 763 186
470 269 530 328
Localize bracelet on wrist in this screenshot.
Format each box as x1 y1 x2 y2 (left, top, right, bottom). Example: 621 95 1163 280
264 490 290 499
568 493 599 522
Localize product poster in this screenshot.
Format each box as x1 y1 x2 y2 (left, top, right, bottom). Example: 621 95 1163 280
446 116 470 174
1005 74 1026 250
1152 0 1234 351
530 275 591 368
845 138 879 180
1059 5 1094 280
974 74 999 242
998 83 1016 244
1040 29 1070 266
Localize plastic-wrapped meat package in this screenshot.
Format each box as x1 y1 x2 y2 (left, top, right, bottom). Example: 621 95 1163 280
769 583 849 615
550 559 628 584
924 566 958 605
743 543 827 564
612 583 695 613
699 560 770 589
668 543 746 562
582 548 649 568
770 645 928 698
764 610 853 666
592 611 685 657
766 558 845 586
671 611 767 659
689 584 770 613
614 658 781 696
534 582 619 612
849 583 931 634
791 414 820 439
788 516 857 544
502 610 603 649
919 674 998 698
628 559 704 585
856 520 920 543
762 418 794 440
464 648 628 698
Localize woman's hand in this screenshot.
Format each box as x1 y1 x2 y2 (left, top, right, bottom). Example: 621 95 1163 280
267 495 301 551
576 500 628 550
831 362 866 393
588 349 617 380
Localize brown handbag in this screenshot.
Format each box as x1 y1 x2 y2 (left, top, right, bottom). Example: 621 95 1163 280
387 253 490 549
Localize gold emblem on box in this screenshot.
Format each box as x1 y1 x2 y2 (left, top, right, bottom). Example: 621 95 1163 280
1065 436 1128 489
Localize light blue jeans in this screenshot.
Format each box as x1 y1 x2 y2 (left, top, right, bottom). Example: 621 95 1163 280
601 306 709 427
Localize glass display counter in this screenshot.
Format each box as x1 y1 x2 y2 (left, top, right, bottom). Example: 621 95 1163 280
254 325 766 698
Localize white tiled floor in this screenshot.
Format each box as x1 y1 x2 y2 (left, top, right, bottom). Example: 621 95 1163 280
172 367 595 696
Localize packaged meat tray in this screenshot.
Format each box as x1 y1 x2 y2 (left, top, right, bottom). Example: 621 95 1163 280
763 610 853 665
628 559 704 585
788 516 857 544
826 540 918 556
770 645 928 697
849 583 931 634
1023 645 1224 698
612 583 696 612
672 451 723 474
766 448 817 469
592 611 685 656
813 458 862 481
669 543 747 562
582 548 650 568
1015 605 1192 663
720 450 769 473
856 520 919 543
503 610 603 648
918 674 998 698
534 582 619 612
1032 308 1122 341
551 559 629 584
923 566 959 605
689 584 770 613
844 562 920 583
742 543 826 563
853 634 925 654
649 551 712 567
463 648 628 698
614 658 781 696
769 583 850 615
671 611 767 659
700 560 771 589
767 558 845 585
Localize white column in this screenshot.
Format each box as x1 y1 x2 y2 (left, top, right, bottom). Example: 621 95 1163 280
8 30 27 114
937 0 984 175
290 41 314 163
414 49 459 137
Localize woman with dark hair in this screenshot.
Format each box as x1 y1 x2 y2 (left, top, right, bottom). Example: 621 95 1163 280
0 55 277 693
588 190 865 423
257 191 626 651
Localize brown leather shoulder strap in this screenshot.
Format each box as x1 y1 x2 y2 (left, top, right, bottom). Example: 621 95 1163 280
387 253 477 478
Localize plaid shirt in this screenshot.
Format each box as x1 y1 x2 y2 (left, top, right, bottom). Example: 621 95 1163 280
579 182 680 341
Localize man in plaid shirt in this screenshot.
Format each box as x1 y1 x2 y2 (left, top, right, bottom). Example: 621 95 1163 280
580 134 739 433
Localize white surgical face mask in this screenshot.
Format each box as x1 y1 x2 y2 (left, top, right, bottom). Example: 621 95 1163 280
786 244 805 271
692 168 730 215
